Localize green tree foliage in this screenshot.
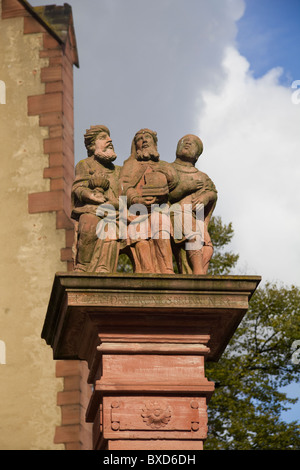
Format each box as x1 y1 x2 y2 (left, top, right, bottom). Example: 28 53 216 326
205 281 300 449
207 216 239 275
205 217 300 449
206 216 300 449
117 215 300 449
117 252 133 273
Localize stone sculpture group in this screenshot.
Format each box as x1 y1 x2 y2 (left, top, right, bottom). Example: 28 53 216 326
71 125 217 275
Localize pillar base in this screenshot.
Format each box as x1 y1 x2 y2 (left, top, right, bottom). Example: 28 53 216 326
42 273 260 450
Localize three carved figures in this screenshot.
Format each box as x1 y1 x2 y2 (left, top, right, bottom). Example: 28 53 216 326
71 126 217 275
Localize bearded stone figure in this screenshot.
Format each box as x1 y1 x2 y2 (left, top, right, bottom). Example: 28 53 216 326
169 134 217 275
70 126 217 276
119 128 178 274
71 125 120 273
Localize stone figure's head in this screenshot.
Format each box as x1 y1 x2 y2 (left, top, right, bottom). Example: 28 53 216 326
176 134 203 164
131 128 160 162
84 125 117 163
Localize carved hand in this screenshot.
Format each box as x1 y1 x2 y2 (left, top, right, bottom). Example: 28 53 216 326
190 178 204 191
134 196 157 206
89 175 110 191
81 188 107 204
143 196 157 206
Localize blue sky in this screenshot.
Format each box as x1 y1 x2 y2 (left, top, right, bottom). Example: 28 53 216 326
28 0 300 427
237 0 300 83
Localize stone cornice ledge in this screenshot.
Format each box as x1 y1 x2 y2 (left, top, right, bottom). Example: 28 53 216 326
42 272 261 363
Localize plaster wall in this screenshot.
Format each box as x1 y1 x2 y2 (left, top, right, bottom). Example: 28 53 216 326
0 3 65 449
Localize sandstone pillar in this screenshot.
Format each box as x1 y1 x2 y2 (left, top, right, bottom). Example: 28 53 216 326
42 273 260 450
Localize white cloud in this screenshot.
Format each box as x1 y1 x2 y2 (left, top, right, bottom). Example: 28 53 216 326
65 0 246 160
28 0 299 286
28 0 246 160
197 46 300 285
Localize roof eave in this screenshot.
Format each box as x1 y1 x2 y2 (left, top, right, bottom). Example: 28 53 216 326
18 0 79 67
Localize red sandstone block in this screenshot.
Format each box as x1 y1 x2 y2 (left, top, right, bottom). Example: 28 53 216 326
64 375 81 391
108 440 203 450
50 177 72 195
63 52 73 73
41 66 63 83
56 360 80 377
45 81 64 94
40 49 62 59
49 56 64 66
67 261 74 272
24 16 46 34
80 362 91 382
43 32 60 50
63 34 74 63
61 247 73 262
63 83 74 109
79 385 93 411
50 178 64 191
44 137 63 154
63 139 75 162
65 442 81 450
56 210 74 230
63 192 72 214
28 93 62 115
62 120 75 145
57 391 81 406
61 405 80 425
64 81 74 99
62 63 73 88
28 190 64 213
63 139 75 160
65 228 75 248
2 0 29 18
63 114 74 136
43 166 64 179
56 163 74 187
39 112 63 127
49 126 63 139
80 426 93 450
64 159 75 179
49 152 63 166
54 425 80 444
63 97 74 127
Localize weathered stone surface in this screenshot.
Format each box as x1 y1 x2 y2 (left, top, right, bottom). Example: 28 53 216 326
102 396 208 440
71 125 120 273
42 273 260 363
119 128 178 274
71 128 217 276
42 273 260 449
170 134 217 274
